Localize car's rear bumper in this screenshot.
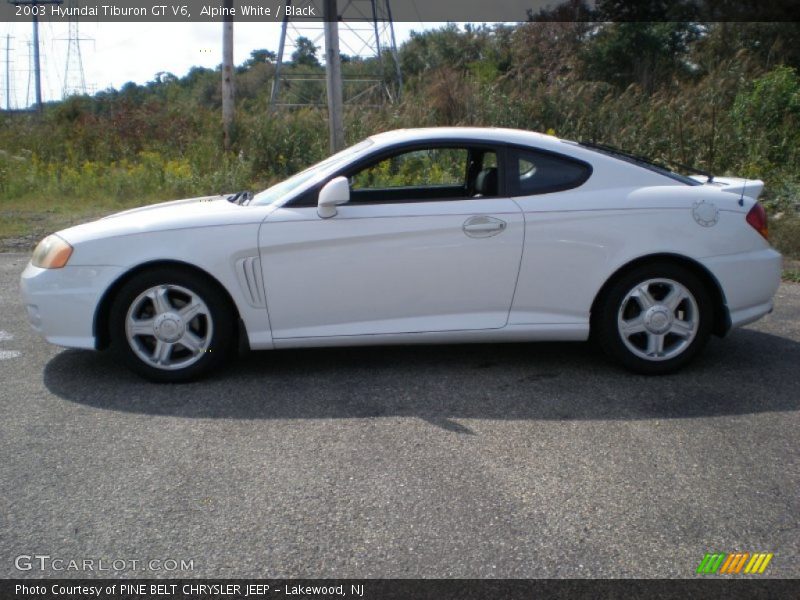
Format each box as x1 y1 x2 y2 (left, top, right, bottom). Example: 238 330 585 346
699 247 782 330
20 262 124 349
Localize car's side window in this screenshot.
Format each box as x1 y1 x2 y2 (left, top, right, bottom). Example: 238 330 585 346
344 146 498 204
509 148 591 196
351 148 467 190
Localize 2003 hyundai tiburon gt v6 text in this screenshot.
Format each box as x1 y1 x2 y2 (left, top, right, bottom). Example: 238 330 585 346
21 128 781 382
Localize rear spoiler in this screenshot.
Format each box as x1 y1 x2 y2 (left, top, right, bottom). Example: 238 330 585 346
690 175 764 201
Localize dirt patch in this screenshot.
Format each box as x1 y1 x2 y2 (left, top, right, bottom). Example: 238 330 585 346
0 234 40 253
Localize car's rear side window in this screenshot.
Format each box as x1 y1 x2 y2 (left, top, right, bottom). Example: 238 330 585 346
509 148 591 196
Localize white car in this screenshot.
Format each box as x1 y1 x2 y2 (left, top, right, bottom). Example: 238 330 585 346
20 128 781 381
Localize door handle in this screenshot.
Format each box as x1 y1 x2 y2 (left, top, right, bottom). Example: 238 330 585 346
463 216 507 238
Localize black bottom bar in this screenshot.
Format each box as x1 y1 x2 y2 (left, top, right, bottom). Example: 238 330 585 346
2 579 799 600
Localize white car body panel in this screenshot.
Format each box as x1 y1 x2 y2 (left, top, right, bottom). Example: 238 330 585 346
19 127 782 360
22 215 278 350
507 184 774 329
259 198 525 339
698 249 782 327
20 263 123 349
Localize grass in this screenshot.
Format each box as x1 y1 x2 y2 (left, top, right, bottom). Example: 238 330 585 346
0 145 259 250
0 194 176 251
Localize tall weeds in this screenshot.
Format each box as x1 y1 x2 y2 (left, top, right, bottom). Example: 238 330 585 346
0 23 798 240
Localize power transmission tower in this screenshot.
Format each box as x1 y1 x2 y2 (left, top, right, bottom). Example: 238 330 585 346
58 0 92 97
269 0 402 111
8 0 63 111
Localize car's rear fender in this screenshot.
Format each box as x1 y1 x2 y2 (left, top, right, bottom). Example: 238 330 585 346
589 253 732 338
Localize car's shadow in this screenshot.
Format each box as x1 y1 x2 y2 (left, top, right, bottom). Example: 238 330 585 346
42 328 800 428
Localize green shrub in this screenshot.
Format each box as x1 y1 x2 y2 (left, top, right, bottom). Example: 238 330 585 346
731 66 800 172
1 22 799 245
771 215 800 259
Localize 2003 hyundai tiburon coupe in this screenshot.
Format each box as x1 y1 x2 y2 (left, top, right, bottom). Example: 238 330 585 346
21 128 781 381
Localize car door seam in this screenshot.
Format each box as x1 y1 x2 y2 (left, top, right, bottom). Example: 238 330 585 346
505 197 528 328
255 217 277 349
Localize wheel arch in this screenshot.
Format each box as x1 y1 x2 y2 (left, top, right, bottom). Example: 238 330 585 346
589 253 731 338
93 259 244 350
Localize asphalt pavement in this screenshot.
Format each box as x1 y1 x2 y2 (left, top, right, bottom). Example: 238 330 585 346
1 252 798 578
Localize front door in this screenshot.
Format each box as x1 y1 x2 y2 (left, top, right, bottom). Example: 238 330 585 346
258 145 525 340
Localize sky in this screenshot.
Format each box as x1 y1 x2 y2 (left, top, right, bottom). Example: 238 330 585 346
0 21 446 109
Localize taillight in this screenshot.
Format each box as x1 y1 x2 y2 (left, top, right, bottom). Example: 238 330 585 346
746 202 769 240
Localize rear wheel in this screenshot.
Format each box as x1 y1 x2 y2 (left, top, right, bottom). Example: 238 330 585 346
109 267 235 382
594 262 713 374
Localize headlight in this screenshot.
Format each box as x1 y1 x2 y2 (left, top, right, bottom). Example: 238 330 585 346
31 235 73 269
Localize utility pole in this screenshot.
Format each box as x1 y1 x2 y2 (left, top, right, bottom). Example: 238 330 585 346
9 0 63 112
221 0 235 152
323 0 344 152
32 6 41 108
3 34 12 110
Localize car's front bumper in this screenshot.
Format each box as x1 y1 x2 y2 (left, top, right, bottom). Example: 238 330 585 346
20 262 124 349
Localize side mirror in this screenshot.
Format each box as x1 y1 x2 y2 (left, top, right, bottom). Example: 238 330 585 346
317 176 350 218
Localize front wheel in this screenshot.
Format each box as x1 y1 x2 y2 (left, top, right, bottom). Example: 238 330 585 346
109 267 235 382
594 263 713 374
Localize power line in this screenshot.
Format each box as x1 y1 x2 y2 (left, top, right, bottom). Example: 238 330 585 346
25 39 32 107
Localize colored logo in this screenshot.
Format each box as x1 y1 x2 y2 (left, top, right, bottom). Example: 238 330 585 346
696 552 773 575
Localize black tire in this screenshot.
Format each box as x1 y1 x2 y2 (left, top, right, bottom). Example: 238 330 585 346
593 261 714 375
109 266 236 382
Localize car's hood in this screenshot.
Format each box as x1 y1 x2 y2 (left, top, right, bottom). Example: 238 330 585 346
57 194 272 245
101 194 229 220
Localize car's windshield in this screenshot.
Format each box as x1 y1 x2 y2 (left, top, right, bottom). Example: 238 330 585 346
251 139 374 205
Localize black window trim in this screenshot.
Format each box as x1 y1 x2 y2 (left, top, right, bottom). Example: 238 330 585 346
577 140 704 186
285 139 508 208
504 144 593 197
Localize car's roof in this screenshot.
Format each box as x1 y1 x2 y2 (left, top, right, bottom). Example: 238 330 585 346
368 127 569 152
